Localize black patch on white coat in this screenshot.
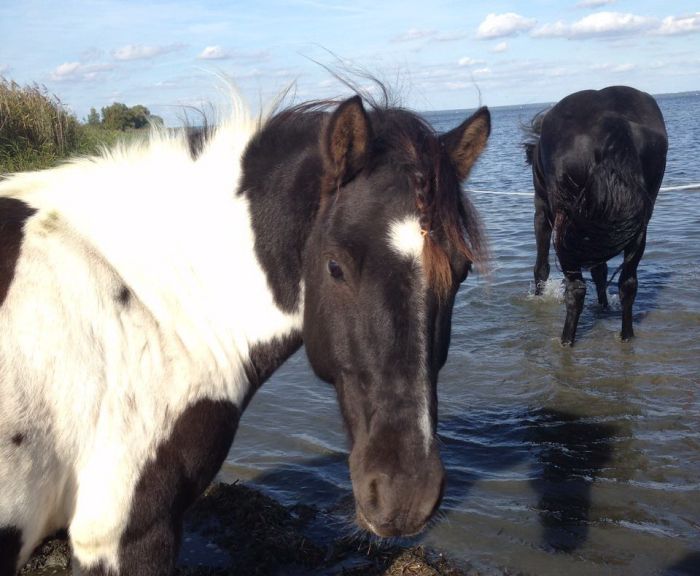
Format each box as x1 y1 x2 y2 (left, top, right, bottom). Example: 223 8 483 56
116 285 131 307
239 112 325 313
0 526 22 576
112 399 239 575
10 433 23 446
0 198 37 306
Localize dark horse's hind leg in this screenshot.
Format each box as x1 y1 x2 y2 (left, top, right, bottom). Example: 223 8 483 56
590 263 609 308
534 196 552 295
619 230 647 341
561 269 586 347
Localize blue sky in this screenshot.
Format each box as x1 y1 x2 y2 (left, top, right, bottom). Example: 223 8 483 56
1 0 699 124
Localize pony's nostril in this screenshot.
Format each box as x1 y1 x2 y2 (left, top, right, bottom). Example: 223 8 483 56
367 478 379 509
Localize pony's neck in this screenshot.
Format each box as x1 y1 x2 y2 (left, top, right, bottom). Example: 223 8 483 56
237 112 326 390
241 113 326 313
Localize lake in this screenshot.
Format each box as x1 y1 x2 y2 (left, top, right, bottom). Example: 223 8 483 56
222 91 700 576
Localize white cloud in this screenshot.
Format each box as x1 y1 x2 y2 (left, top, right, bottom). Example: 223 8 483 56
52 62 81 78
198 46 229 60
0 64 11 75
611 63 636 72
476 13 536 40
492 41 509 53
113 43 183 61
433 31 469 42
392 28 436 42
457 57 484 67
590 62 637 72
197 46 270 63
576 0 616 8
445 81 471 90
532 12 657 39
51 61 113 82
392 28 467 43
80 47 104 62
656 13 700 36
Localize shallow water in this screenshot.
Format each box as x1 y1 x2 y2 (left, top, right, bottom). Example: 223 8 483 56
222 92 700 575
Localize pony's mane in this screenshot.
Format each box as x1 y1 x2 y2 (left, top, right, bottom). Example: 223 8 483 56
263 80 488 296
0 96 260 374
522 108 549 166
1 91 256 199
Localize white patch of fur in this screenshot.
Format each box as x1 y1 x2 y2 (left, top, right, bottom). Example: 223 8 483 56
0 96 303 569
388 216 424 260
386 216 432 454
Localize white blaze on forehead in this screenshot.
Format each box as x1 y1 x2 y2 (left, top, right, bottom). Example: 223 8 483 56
388 215 424 260
387 215 433 453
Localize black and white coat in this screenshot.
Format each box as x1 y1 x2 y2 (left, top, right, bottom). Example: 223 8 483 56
0 92 491 574
0 104 306 572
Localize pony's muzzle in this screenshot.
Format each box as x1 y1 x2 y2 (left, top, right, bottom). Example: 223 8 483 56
351 447 445 538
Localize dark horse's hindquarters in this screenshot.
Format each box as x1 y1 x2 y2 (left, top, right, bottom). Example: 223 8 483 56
524 85 668 345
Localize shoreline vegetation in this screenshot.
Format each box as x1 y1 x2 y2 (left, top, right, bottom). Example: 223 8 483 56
20 481 501 576
0 78 155 173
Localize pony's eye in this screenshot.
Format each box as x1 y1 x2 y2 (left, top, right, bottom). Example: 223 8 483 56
327 259 344 280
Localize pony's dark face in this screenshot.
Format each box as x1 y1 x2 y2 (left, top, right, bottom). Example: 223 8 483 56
303 97 490 538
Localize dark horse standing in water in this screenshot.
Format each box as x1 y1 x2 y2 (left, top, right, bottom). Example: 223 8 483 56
0 89 490 575
524 86 668 346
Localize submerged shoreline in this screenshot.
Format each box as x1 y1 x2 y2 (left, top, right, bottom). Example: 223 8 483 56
21 481 511 576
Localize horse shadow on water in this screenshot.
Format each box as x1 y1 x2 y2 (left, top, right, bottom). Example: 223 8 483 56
439 408 616 554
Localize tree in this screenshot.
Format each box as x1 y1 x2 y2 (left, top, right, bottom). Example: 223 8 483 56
86 107 101 126
129 104 150 129
100 102 157 130
101 102 131 130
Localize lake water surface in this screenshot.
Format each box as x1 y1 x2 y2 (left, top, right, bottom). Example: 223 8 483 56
222 92 700 576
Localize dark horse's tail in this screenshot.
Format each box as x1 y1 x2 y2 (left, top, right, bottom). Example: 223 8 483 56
563 116 650 266
523 110 546 168
527 114 651 268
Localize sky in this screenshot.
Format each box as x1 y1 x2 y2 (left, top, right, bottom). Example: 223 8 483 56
1 0 699 125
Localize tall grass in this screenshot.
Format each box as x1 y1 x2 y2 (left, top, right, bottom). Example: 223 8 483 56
0 78 142 173
0 78 85 172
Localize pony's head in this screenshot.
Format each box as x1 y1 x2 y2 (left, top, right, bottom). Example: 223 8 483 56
302 96 490 537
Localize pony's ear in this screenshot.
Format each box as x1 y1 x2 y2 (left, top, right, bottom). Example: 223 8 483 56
440 106 490 181
323 95 372 187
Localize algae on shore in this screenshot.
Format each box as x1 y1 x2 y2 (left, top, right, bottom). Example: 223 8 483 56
21 481 481 576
